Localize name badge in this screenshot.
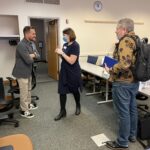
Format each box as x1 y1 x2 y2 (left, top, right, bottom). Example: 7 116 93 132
63 46 67 50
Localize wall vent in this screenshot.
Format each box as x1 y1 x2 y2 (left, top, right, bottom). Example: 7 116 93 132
44 0 60 5
26 0 43 3
26 0 60 5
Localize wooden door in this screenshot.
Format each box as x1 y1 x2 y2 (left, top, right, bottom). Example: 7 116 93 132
47 20 59 80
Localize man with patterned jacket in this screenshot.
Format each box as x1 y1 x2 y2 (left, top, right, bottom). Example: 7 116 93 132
105 18 139 149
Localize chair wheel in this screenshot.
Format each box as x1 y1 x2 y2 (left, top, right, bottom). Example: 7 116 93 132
34 96 39 100
14 122 19 127
15 104 20 109
32 101 37 105
31 96 39 100
8 113 14 119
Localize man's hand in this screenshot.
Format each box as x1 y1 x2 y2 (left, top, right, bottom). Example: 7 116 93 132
30 54 36 58
34 52 37 58
104 63 112 73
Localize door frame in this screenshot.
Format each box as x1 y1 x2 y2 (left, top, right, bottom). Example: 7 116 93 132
28 16 60 80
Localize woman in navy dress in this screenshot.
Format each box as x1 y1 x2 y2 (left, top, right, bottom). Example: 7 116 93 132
54 28 82 121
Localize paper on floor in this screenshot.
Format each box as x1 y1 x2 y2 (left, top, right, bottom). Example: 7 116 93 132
91 133 110 147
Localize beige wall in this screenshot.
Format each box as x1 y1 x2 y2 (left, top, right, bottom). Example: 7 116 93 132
0 0 150 78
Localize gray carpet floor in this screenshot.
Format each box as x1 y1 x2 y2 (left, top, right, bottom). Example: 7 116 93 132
36 62 55 83
0 81 149 150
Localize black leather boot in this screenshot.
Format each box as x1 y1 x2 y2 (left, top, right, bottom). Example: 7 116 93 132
54 109 66 121
54 94 67 121
75 104 81 115
73 92 81 115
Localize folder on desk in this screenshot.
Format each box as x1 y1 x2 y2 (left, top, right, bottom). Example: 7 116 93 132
101 56 118 68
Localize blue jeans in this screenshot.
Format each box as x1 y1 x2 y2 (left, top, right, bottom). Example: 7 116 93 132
112 82 139 147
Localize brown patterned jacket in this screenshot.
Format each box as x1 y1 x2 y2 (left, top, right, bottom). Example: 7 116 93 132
110 31 137 83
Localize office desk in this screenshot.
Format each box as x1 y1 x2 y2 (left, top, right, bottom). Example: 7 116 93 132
139 88 150 97
80 61 112 104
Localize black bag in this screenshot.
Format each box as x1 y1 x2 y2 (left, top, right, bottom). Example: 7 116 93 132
138 107 150 140
132 37 150 82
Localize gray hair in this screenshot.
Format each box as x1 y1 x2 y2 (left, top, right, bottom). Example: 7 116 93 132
117 18 134 32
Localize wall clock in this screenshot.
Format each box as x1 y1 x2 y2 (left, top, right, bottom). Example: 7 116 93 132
93 1 103 12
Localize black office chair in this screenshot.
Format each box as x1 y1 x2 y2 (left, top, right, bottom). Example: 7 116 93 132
7 77 38 109
0 78 19 127
7 63 39 108
0 134 33 150
82 55 99 87
136 92 150 149
136 92 149 110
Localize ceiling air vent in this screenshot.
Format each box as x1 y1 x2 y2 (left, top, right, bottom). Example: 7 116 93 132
26 0 43 3
44 0 60 5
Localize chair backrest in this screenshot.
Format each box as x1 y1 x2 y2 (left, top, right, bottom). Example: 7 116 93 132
0 134 33 150
136 92 148 100
0 78 5 100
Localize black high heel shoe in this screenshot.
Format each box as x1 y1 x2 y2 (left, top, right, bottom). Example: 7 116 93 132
54 110 66 121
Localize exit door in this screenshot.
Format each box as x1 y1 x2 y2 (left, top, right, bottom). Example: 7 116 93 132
47 20 59 80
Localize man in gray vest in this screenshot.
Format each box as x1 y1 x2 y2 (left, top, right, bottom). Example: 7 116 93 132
12 26 39 118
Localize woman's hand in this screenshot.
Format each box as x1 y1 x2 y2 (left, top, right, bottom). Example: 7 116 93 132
55 48 63 55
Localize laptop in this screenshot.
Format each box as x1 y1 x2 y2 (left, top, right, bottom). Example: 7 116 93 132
87 55 98 64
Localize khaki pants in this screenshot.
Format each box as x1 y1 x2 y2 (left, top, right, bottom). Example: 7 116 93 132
17 77 32 111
